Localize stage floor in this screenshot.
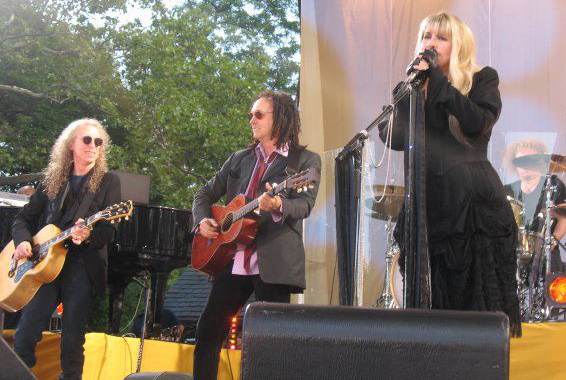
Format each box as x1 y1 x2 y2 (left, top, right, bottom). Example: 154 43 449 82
3 322 566 379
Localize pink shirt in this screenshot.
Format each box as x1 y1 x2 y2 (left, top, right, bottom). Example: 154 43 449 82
232 144 288 275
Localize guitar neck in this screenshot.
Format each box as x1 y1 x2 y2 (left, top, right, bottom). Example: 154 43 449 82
232 180 287 222
39 213 101 251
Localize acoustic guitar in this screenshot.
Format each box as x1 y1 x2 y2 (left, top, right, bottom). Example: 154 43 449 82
191 168 318 276
0 200 134 312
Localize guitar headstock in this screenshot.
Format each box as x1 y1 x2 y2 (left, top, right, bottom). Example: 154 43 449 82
99 200 134 223
285 167 319 193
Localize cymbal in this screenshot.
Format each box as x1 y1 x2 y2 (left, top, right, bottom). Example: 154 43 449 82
372 184 404 196
512 153 566 173
365 195 404 221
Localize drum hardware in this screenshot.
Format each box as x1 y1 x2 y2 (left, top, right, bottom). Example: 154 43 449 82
366 185 404 221
507 171 566 321
517 173 566 322
507 196 524 228
373 216 399 309
537 174 560 319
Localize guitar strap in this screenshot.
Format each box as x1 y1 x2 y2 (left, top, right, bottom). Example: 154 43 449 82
74 191 95 225
57 181 70 215
71 174 97 225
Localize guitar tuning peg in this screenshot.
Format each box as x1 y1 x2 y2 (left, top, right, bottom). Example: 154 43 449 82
110 220 115 224
308 184 314 190
125 216 129 221
297 187 303 193
303 185 308 192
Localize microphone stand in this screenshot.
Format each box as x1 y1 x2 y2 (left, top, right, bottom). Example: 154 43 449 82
335 69 429 162
403 74 431 309
336 72 431 309
132 274 151 373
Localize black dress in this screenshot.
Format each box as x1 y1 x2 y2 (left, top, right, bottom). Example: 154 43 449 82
381 65 521 337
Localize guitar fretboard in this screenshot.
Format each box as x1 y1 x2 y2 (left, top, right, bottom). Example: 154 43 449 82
232 180 287 222
38 213 100 253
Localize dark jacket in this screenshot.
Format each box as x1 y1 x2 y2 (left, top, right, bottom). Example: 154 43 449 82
192 147 321 289
12 171 121 296
380 66 502 175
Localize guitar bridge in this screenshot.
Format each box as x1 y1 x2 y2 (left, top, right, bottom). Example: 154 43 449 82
8 258 17 278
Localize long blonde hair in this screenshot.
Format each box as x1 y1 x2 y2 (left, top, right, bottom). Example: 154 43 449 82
415 12 480 145
43 118 111 199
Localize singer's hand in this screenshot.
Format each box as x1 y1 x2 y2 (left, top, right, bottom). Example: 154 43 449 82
412 59 430 72
409 48 438 74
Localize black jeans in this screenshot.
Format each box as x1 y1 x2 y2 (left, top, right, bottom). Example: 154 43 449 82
14 253 94 380
193 263 292 380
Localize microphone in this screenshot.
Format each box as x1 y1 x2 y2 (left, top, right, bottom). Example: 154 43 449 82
405 48 438 83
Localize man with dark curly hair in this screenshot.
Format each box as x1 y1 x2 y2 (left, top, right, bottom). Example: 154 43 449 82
191 91 321 380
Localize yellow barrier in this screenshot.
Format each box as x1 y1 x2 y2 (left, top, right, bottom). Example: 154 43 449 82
3 322 566 380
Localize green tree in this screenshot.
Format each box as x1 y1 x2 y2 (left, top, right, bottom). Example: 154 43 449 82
0 0 133 186
112 4 273 207
0 0 300 332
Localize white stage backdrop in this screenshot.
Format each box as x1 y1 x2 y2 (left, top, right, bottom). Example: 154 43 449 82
299 0 566 306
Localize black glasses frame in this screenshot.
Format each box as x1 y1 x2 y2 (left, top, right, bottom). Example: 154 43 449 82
248 110 273 121
82 136 104 147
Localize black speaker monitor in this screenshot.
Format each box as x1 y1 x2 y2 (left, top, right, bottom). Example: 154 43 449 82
241 303 509 380
0 337 37 380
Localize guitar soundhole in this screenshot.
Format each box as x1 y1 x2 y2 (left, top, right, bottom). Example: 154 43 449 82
221 213 233 233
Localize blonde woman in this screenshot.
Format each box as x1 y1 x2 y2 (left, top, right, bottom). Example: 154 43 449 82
12 118 121 379
381 12 521 336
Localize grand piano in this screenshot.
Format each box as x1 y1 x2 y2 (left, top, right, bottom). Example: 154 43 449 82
107 203 192 334
0 177 192 336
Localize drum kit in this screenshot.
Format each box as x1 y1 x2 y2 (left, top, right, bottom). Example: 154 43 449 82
509 153 566 321
370 153 566 319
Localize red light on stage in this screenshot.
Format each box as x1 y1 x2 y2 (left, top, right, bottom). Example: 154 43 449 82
548 276 566 304
56 303 64 315
227 315 239 350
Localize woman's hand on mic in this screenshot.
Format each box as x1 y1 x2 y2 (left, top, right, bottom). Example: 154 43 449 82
411 48 438 73
412 59 430 72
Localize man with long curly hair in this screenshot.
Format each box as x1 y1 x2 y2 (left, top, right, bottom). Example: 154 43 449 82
11 118 121 379
191 90 321 380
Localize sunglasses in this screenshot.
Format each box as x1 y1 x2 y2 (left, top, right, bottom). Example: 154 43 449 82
82 136 104 147
248 110 273 121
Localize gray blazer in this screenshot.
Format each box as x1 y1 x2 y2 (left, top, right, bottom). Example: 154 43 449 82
192 147 321 289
